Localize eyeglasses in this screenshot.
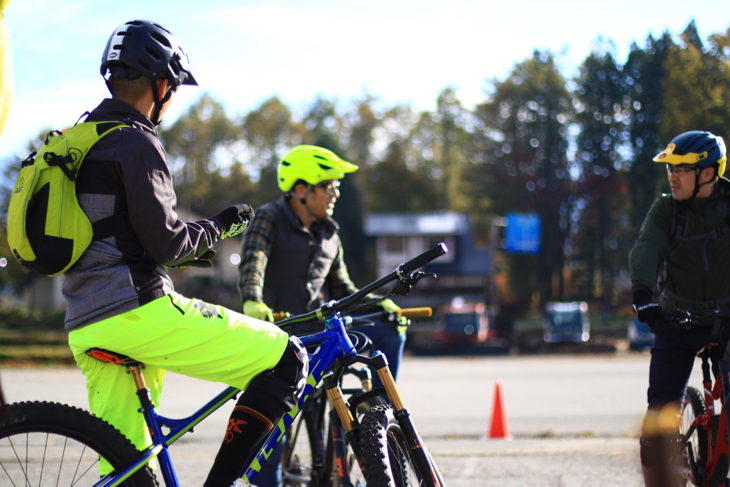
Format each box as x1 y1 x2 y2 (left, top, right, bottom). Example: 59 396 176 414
666 165 696 176
314 181 341 195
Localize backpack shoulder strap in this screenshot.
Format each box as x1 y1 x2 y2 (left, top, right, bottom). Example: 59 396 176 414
666 199 687 257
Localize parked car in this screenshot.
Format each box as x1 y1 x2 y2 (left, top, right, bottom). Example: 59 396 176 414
543 301 590 343
628 317 655 350
433 300 490 345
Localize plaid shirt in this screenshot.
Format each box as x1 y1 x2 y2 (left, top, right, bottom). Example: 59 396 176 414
238 197 359 309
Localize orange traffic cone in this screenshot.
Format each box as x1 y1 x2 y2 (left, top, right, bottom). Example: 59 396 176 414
488 380 512 440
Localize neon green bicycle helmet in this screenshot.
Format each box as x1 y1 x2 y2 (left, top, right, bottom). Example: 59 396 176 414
277 145 358 192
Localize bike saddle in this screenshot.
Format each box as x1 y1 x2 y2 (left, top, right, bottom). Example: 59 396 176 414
85 348 141 367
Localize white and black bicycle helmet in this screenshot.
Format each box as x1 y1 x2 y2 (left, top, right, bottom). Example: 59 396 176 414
101 20 197 123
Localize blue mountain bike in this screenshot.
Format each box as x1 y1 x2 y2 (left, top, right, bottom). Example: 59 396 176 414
0 243 448 487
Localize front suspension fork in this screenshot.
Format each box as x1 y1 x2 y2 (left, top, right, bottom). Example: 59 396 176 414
325 353 446 487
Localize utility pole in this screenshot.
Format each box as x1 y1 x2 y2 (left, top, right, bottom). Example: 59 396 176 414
489 216 507 317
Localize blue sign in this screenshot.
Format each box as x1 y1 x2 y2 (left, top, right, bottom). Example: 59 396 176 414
505 213 541 254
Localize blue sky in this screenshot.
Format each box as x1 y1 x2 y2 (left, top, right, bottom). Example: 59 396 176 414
1 0 729 160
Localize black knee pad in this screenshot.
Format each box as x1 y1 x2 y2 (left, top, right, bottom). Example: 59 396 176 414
238 336 309 419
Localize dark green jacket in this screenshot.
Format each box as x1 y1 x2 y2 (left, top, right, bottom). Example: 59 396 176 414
629 177 730 309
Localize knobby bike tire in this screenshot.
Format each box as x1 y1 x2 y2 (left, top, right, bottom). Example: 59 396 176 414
678 387 708 486
0 401 157 487
358 403 435 487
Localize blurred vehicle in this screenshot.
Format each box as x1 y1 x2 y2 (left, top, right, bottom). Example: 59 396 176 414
433 299 490 345
543 301 590 343
628 316 655 350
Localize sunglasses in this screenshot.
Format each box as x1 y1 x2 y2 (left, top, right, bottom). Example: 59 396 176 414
314 181 341 195
666 165 696 175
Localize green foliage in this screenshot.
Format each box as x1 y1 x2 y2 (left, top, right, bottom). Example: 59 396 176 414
626 33 674 229
162 93 245 216
661 27 730 140
4 20 730 318
0 307 66 330
473 51 573 305
572 43 633 305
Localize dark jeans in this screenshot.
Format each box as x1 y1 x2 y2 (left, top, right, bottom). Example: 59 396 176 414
648 325 730 407
255 323 406 486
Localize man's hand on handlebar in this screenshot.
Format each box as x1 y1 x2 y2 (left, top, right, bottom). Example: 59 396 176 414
380 299 411 335
243 300 274 322
633 301 662 333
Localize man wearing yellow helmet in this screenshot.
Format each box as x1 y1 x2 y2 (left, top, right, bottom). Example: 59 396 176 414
629 130 730 486
238 144 407 486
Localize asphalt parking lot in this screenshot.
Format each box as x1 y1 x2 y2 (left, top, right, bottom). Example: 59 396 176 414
2 351 677 486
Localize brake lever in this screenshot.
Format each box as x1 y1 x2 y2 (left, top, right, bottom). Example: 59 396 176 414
390 271 437 296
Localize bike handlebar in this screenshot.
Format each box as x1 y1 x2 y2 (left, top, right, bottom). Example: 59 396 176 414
275 243 447 328
660 309 730 329
275 307 432 325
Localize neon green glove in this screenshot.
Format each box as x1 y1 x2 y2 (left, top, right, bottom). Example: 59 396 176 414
380 299 400 313
243 300 274 322
380 299 408 335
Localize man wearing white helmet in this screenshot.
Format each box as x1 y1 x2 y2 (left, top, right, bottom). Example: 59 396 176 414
63 20 308 487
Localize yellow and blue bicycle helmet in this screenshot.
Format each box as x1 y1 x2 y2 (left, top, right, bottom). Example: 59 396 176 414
277 145 358 193
654 130 727 177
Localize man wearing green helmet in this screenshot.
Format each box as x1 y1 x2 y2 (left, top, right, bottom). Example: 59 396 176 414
238 144 407 486
629 130 730 486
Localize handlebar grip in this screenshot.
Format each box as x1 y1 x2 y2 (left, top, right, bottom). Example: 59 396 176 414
398 307 432 318
401 243 448 273
273 311 289 321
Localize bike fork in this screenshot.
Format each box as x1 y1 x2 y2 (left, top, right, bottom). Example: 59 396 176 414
371 352 447 487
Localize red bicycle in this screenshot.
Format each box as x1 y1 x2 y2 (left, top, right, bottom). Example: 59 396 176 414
665 310 730 486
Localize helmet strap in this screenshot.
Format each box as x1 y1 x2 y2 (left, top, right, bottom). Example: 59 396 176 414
149 78 175 127
104 75 114 96
300 185 320 223
689 167 718 201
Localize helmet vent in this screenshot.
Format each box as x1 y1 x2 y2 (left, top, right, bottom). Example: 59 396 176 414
153 23 172 35
113 44 127 51
137 59 150 70
150 32 172 48
313 155 327 160
145 46 162 60
317 163 332 170
281 161 291 167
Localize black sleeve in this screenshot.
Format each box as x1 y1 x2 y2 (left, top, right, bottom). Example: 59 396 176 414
116 129 222 265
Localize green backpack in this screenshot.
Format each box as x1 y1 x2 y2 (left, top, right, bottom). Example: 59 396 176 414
7 121 130 276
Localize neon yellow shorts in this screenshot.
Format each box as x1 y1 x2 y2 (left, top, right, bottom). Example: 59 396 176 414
68 292 289 472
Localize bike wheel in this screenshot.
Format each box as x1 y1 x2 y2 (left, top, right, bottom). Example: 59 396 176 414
283 386 330 487
677 386 708 486
335 443 367 487
358 403 433 487
0 401 157 487
282 414 314 486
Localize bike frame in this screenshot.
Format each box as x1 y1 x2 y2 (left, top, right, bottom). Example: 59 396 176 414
95 316 362 487
684 345 730 485
95 243 448 487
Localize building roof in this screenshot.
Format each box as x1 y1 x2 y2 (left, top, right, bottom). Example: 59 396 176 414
364 212 468 236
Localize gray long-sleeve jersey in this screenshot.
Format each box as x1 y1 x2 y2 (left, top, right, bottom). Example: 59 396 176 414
62 98 222 330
